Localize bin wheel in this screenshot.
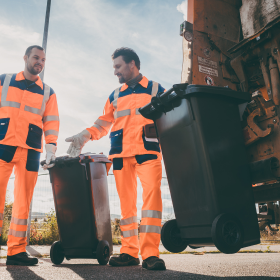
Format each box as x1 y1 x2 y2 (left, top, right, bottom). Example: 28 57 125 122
50 241 65 265
96 240 110 265
211 213 244 254
161 219 188 253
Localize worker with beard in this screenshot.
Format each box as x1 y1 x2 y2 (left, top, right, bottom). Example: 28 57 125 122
0 45 59 265
66 47 166 270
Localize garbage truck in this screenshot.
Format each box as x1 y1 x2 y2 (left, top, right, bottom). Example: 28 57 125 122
139 0 280 253
180 0 280 234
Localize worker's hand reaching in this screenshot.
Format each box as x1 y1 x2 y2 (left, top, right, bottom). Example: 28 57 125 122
65 129 91 158
43 144 57 170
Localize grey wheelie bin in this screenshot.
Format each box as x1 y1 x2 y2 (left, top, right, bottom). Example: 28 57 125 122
41 153 113 265
139 84 260 254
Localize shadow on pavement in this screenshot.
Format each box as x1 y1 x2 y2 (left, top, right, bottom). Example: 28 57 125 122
5 265 44 280
26 247 42 257
40 261 280 280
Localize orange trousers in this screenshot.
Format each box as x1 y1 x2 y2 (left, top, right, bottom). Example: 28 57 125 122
0 146 39 256
113 154 162 260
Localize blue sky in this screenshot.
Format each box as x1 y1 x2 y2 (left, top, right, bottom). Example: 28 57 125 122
0 0 187 165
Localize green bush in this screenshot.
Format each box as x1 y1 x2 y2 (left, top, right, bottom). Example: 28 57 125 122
0 201 12 245
111 218 122 245
29 210 59 245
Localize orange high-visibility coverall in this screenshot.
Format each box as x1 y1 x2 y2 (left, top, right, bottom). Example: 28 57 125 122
0 72 59 255
86 76 165 259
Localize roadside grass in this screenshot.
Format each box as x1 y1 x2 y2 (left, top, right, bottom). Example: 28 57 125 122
159 246 278 255
0 248 279 259
260 226 280 242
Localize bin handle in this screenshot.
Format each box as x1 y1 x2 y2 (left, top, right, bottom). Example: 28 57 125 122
156 83 188 103
151 96 166 113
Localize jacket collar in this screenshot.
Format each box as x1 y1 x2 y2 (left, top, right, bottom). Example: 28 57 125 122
15 71 44 90
120 76 149 92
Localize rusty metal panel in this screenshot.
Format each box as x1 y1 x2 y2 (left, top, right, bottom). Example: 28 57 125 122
240 0 280 39
247 114 280 178
193 0 241 43
191 31 238 88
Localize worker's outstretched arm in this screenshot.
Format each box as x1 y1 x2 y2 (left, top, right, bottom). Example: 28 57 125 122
42 91 60 169
66 98 114 157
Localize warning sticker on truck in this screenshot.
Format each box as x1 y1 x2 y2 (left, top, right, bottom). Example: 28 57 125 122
205 75 214 86
198 65 218 77
198 56 217 68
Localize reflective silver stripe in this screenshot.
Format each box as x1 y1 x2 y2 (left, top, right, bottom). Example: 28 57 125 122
94 118 112 128
91 123 105 133
121 229 138 238
0 100 21 109
112 87 120 109
45 129 59 137
43 115 59 123
114 109 131 119
24 106 41 115
0 74 51 114
120 216 137 226
24 84 51 116
139 225 161 234
9 229 27 238
151 81 159 97
11 217 28 225
142 210 162 219
1 74 13 100
0 74 21 109
135 108 141 115
0 213 3 220
39 84 51 116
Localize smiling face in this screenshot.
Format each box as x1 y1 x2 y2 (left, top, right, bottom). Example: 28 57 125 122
24 47 46 76
113 55 135 84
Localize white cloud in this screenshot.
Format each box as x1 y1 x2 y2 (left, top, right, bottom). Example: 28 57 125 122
177 0 188 21
3 0 182 212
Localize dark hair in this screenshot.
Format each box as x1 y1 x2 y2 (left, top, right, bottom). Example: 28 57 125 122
25 45 45 57
112 47 140 70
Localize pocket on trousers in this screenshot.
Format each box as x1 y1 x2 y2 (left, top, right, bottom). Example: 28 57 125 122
113 158 123 170
26 149 41 172
142 127 160 152
109 129 123 155
0 118 10 141
26 124 42 149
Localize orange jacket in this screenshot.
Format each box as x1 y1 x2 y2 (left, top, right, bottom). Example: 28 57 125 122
0 72 59 152
86 76 165 160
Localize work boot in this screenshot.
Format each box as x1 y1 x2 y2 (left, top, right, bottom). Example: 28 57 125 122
6 252 38 266
109 253 140 266
142 256 166 270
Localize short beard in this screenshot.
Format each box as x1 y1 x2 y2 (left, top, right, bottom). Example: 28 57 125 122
27 63 42 75
118 76 126 84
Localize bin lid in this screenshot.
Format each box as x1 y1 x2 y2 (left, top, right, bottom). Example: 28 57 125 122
40 153 112 166
184 85 251 104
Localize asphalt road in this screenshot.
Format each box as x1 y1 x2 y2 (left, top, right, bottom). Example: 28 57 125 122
0 253 279 279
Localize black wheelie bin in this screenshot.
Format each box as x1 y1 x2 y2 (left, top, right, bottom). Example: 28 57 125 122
41 153 113 265
139 84 260 254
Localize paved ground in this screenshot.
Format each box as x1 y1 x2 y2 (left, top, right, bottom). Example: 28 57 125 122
0 253 279 279
0 244 279 279
1 244 280 258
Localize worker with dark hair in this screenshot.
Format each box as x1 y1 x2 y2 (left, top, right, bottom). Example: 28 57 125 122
66 47 166 270
0 45 59 266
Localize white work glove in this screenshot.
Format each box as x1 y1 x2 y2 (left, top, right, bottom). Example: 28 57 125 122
43 144 57 170
65 129 91 158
